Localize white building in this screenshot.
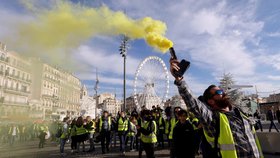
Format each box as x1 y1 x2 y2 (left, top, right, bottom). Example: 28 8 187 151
30 58 81 120
80 85 101 119
98 93 121 117
164 95 187 110
0 43 32 121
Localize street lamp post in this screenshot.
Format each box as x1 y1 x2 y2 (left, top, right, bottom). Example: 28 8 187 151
94 69 99 119
119 36 129 112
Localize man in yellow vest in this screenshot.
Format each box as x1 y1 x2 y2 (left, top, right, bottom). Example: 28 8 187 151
85 116 96 152
8 124 20 146
169 106 181 158
137 109 157 158
60 117 70 156
117 111 128 155
170 58 263 158
155 110 165 148
98 111 112 154
190 112 203 155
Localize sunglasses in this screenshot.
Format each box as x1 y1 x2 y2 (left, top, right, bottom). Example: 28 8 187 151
211 89 224 98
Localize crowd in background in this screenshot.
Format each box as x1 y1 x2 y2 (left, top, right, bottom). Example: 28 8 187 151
1 104 280 158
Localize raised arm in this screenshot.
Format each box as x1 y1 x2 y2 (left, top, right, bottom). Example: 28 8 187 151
170 59 214 125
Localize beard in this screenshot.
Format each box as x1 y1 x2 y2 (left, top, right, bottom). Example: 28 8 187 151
214 94 232 110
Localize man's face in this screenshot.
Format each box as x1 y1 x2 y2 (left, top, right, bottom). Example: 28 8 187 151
87 117 91 122
178 114 187 122
121 112 125 117
104 112 108 117
174 108 181 117
208 87 231 110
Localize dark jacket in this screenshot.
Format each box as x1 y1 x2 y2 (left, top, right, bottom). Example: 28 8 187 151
173 120 195 158
276 109 280 121
267 110 274 121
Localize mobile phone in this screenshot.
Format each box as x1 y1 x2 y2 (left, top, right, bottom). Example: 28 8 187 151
177 59 190 77
169 47 190 77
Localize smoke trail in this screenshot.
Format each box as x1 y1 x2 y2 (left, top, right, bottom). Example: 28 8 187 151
13 1 173 60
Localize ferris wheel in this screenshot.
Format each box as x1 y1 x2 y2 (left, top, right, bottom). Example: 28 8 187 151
134 56 169 111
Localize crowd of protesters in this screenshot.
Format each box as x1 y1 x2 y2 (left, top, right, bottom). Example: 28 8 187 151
1 103 280 157
47 104 204 158
0 120 61 147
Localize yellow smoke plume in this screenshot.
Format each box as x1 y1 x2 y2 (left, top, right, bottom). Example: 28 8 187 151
17 1 173 56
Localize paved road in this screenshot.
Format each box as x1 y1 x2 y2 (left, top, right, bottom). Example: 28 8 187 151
0 139 279 158
0 140 173 158
0 121 279 158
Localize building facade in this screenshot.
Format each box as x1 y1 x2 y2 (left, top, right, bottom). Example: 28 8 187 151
0 43 32 121
266 93 280 103
80 85 101 119
98 93 120 117
30 58 81 120
125 95 135 112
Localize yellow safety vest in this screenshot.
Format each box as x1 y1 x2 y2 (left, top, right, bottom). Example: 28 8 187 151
87 120 96 134
60 124 69 139
141 121 157 143
22 126 26 133
158 116 164 130
192 118 199 130
99 117 111 131
118 118 128 132
76 126 87 136
127 121 136 137
9 127 20 135
168 118 178 139
165 119 170 135
204 112 264 158
70 125 77 137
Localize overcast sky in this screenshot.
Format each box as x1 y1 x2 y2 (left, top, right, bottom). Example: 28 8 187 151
1 0 280 99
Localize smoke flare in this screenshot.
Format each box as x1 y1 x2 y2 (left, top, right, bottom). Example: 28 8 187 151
15 1 173 57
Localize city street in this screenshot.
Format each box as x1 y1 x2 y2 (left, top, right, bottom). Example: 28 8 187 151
0 133 279 158
0 140 172 158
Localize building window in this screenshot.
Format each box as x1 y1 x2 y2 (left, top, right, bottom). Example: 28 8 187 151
21 85 27 92
6 67 9 75
11 81 14 89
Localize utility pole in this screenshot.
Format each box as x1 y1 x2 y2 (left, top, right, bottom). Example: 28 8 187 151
94 68 99 119
119 35 129 112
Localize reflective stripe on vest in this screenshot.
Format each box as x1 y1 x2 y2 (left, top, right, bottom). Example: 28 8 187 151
140 121 157 143
99 117 111 131
168 118 178 139
127 132 135 137
118 118 128 131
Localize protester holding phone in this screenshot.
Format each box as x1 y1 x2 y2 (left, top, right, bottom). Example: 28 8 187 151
169 47 263 158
